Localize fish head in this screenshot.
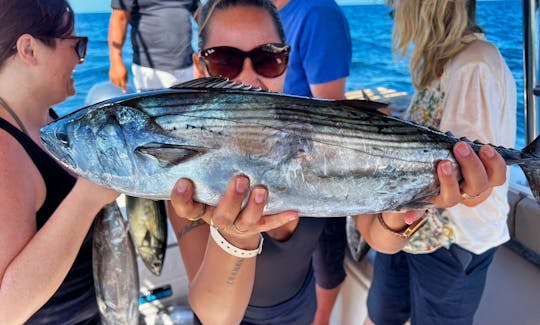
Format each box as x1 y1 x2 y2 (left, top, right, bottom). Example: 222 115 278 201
40 103 147 186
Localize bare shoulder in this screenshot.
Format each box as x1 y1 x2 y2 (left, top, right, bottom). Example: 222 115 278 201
0 129 44 220
0 130 42 272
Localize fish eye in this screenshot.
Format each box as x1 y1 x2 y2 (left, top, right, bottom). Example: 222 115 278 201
57 131 69 146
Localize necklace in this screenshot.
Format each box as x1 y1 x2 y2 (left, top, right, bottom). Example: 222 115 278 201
0 97 29 136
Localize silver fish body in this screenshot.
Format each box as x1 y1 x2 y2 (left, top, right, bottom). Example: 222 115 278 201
125 196 167 276
41 78 540 217
93 202 140 325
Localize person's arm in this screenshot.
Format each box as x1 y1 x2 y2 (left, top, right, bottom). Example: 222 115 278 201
108 9 131 92
168 176 298 325
0 172 118 323
310 78 347 100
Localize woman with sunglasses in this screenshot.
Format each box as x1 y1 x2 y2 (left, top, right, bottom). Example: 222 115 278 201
0 1 118 323
167 0 508 324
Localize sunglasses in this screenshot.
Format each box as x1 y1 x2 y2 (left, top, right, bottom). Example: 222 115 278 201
199 43 290 79
60 36 88 64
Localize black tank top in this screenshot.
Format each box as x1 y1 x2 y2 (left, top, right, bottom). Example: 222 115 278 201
0 118 99 324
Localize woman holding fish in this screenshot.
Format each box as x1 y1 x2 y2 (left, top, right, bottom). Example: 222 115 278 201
0 0 118 323
166 0 508 324
365 1 518 324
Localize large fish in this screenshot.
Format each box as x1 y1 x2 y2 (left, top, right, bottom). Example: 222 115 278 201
41 78 540 217
93 202 140 325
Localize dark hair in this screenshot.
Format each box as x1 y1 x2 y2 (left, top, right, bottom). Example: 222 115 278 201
196 0 285 50
0 0 75 67
467 0 483 33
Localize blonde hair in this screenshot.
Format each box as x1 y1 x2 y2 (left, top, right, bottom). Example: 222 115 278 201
390 0 480 89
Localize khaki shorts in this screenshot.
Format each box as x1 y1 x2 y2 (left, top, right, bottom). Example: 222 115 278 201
132 64 194 92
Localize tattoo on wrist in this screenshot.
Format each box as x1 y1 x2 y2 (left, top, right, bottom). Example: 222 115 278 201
176 219 205 240
226 259 245 286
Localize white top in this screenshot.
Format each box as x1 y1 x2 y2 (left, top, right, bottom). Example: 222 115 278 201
403 33 517 255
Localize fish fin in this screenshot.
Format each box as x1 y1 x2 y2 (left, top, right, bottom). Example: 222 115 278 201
136 143 205 168
335 99 390 113
519 135 540 204
445 131 454 137
170 77 272 93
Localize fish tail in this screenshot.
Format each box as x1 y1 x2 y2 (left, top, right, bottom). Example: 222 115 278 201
519 135 540 203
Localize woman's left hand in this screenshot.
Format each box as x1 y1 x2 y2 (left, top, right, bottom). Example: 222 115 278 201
431 141 507 208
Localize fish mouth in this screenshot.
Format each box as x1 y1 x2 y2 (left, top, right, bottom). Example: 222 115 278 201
40 125 76 168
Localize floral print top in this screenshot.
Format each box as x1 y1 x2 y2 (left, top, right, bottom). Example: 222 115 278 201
402 80 456 253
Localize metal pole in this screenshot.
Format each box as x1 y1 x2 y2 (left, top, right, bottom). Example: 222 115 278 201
524 0 539 142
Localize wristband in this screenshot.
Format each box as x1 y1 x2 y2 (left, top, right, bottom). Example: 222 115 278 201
209 219 263 258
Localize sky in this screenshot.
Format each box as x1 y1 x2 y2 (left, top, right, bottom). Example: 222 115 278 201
70 0 384 13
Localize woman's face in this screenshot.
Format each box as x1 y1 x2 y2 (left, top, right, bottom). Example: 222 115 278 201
34 35 81 105
194 5 286 92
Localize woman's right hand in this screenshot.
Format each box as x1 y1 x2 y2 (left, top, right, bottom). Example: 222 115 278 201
109 60 128 93
169 175 298 249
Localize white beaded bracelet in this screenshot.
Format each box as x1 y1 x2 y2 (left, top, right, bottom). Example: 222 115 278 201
209 220 263 258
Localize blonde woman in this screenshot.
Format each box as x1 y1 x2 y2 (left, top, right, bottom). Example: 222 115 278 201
366 1 516 324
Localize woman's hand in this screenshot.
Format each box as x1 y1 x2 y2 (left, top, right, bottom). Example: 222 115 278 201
432 141 507 208
168 175 299 325
169 175 298 248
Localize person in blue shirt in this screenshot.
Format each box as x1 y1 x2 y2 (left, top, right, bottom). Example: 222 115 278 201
165 1 509 325
274 0 351 100
272 1 352 323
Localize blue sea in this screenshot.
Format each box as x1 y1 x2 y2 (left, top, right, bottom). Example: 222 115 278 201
56 0 526 148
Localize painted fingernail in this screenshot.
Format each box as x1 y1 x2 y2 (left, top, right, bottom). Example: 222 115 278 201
484 146 496 158
456 142 471 157
176 180 187 194
441 161 453 175
236 177 249 193
254 188 267 204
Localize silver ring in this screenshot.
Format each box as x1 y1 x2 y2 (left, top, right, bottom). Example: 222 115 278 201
232 222 248 234
187 204 206 221
461 192 479 200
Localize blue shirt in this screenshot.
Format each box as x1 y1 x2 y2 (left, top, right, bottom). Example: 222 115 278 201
279 0 352 97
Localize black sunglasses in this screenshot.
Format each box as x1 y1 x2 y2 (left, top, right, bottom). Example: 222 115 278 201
60 36 88 64
199 43 290 79
11 35 88 64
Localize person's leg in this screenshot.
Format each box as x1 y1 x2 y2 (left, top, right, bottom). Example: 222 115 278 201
366 251 411 325
408 246 497 325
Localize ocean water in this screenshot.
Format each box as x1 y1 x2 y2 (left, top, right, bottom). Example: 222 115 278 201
55 0 526 148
